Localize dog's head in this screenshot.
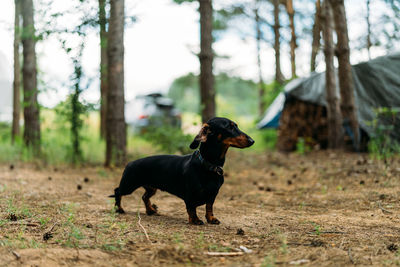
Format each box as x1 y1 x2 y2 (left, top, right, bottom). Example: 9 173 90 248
190 117 255 149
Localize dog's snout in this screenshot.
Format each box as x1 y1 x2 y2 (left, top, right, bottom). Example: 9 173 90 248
247 136 255 146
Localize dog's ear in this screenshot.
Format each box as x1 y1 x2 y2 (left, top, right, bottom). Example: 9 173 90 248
190 124 210 149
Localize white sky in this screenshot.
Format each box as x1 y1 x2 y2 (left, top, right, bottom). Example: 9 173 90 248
0 0 396 107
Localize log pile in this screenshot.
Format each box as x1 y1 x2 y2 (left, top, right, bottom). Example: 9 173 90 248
277 97 328 151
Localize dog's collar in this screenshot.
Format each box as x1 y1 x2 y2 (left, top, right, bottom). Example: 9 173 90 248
194 150 224 176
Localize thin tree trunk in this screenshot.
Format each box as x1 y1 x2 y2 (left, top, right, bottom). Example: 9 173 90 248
99 0 108 139
255 3 264 116
12 0 21 144
322 0 342 149
21 0 40 153
311 0 321 72
199 0 215 122
105 0 126 167
330 0 360 150
273 0 285 84
285 0 296 78
366 0 371 59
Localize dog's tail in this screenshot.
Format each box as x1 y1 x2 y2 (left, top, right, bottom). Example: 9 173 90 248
108 187 120 198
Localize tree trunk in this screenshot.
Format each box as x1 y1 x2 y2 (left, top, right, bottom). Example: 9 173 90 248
285 0 296 78
105 0 126 167
273 0 285 84
311 0 321 72
99 0 108 139
21 0 40 153
366 0 371 59
199 0 215 122
12 0 21 144
330 0 360 150
255 3 264 116
322 0 342 149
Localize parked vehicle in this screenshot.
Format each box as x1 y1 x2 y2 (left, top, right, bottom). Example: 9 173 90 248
125 93 181 132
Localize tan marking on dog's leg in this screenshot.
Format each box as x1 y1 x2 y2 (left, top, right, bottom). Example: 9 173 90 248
205 203 220 224
142 187 158 215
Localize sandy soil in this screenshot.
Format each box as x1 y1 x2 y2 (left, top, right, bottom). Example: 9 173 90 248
1 151 400 266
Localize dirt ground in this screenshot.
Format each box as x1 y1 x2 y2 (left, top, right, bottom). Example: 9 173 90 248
1 150 400 266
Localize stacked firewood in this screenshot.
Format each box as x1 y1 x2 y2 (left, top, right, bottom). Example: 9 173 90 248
277 97 328 151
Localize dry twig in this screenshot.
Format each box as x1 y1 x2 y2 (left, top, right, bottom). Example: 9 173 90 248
11 250 20 260
46 221 59 233
306 230 346 234
348 248 355 264
8 221 39 227
205 252 244 256
378 201 393 214
137 210 151 243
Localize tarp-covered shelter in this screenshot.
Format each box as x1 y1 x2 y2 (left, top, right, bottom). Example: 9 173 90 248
258 53 400 151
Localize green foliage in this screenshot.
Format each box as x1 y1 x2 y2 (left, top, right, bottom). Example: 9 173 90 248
255 128 277 151
168 72 258 117
53 95 92 164
296 137 311 155
0 111 160 165
168 72 283 121
367 107 400 162
141 126 194 155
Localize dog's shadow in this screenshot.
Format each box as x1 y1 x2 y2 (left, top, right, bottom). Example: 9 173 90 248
101 209 189 226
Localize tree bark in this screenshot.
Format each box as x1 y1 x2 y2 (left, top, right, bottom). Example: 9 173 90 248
285 0 296 78
330 0 360 150
105 0 126 167
99 0 108 139
21 0 40 153
255 2 264 116
366 0 371 59
199 0 215 122
311 0 321 72
12 0 21 144
322 0 342 149
273 0 285 84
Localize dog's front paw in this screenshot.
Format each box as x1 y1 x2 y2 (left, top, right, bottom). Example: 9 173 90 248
116 207 125 214
207 217 220 225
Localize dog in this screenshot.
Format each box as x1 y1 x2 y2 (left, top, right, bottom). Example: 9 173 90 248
109 117 254 225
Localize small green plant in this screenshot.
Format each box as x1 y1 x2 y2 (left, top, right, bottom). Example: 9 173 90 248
296 137 311 155
208 243 231 252
279 234 288 254
321 185 328 194
173 232 183 244
195 231 205 249
6 197 31 220
261 255 276 267
311 222 322 235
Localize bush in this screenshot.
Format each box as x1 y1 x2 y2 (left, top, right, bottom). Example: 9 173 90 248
368 107 400 162
141 126 194 155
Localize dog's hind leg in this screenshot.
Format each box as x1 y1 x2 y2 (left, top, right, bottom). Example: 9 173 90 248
142 186 158 215
112 187 125 214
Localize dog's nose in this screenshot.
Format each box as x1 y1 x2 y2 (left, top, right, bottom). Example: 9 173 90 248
247 137 255 146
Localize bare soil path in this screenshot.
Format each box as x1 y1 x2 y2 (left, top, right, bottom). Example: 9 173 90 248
1 151 400 266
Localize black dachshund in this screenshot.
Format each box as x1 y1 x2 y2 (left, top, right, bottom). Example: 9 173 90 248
109 117 254 225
